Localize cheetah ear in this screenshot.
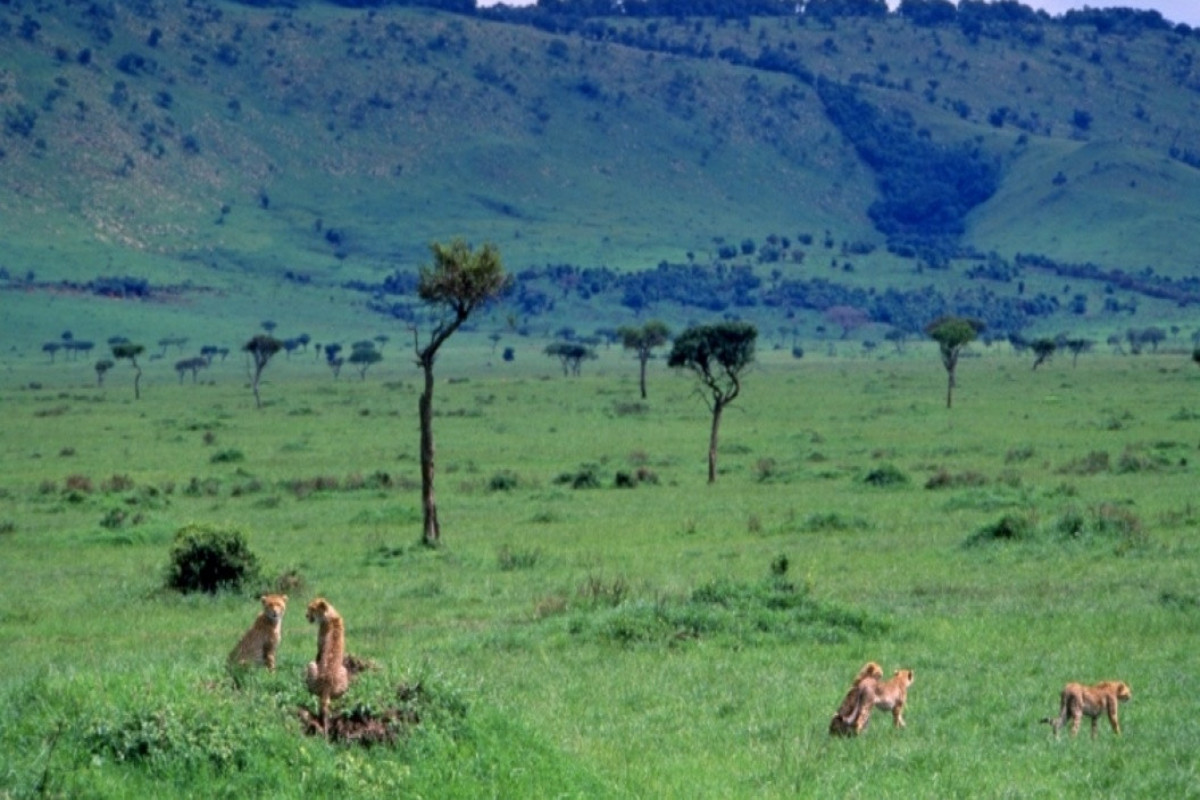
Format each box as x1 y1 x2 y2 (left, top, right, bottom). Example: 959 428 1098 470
260 594 268 602
281 594 288 602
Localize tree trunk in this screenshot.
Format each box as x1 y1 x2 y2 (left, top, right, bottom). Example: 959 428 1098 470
945 366 954 408
134 365 142 401
252 368 262 409
707 400 724 483
639 353 648 399
419 362 440 547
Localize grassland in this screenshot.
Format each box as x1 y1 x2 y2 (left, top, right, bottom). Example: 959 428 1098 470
1 340 1197 798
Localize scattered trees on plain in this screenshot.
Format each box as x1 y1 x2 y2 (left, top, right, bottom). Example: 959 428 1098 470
668 321 757 484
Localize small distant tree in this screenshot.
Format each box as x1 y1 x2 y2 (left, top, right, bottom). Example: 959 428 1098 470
668 322 757 483
42 342 61 363
413 239 511 547
1141 326 1166 352
544 342 595 376
243 334 282 409
824 305 869 339
95 358 114 387
175 356 207 383
925 316 982 408
1030 338 1056 370
618 320 671 399
884 328 908 354
1192 346 1200 368
349 343 382 380
1065 338 1093 367
111 342 145 399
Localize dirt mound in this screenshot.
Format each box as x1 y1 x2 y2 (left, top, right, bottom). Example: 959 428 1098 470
298 682 424 746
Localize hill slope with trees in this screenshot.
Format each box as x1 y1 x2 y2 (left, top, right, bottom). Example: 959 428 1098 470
3 0 1200 350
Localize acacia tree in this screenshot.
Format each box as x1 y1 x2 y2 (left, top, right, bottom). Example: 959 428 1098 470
1030 338 1056 370
95 358 114 387
349 343 382 380
668 322 757 484
925 316 982 408
1065 337 1093 367
243 334 282 409
413 239 510 547
618 320 670 399
111 342 145 399
544 341 595 376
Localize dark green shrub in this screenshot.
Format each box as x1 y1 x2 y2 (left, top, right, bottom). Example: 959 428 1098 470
863 463 909 487
488 470 520 491
166 523 261 594
210 449 244 464
554 464 600 489
965 513 1036 545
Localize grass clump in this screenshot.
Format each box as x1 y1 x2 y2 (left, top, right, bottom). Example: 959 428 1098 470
553 464 601 489
964 512 1038 546
570 576 886 647
165 523 261 594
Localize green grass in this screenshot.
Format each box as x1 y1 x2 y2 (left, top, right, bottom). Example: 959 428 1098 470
1 347 1198 797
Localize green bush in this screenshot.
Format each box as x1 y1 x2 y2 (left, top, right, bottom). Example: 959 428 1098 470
965 513 1037 545
166 523 261 594
863 463 909 487
488 470 520 491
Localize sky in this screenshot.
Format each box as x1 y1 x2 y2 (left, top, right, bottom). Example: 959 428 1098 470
476 1 1200 28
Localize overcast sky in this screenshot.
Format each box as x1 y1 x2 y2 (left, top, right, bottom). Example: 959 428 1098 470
476 1 1200 28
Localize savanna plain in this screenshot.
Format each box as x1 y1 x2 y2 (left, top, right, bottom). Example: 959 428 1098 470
1 344 1198 798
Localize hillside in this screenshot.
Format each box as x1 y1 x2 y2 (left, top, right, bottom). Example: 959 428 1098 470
3 0 1200 359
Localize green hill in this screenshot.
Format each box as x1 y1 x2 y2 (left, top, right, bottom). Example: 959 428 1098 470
2 1 1199 359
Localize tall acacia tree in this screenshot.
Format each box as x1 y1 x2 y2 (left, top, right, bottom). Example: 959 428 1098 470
413 239 510 547
925 316 983 408
111 342 145 399
668 322 757 483
243 334 282 409
618 320 671 399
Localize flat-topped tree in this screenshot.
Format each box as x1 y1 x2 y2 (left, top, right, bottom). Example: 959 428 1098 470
111 342 145 399
1031 338 1056 370
619 320 671 399
412 238 511 547
349 343 382 380
243 334 282 409
925 316 983 409
544 341 595 376
668 322 757 484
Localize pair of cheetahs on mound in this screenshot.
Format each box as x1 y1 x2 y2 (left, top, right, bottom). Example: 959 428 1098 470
227 594 349 732
829 662 1132 739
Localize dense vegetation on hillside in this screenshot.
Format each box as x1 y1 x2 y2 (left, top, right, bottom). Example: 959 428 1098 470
3 0 1200 351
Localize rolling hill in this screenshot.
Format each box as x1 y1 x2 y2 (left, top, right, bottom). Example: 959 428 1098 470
3 0 1200 360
